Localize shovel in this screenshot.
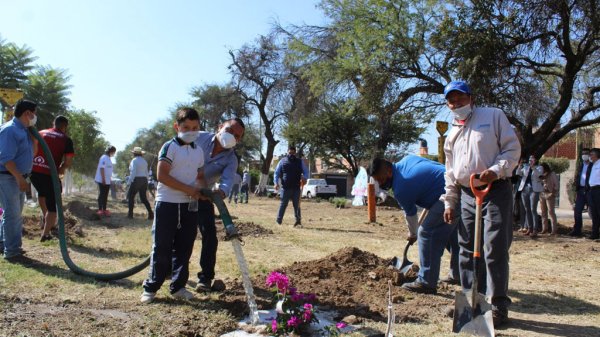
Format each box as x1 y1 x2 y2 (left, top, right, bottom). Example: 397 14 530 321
453 174 495 337
390 208 429 274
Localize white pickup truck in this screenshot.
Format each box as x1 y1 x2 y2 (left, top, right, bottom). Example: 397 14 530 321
302 179 337 199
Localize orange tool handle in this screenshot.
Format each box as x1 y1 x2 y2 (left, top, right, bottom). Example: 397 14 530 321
469 173 492 205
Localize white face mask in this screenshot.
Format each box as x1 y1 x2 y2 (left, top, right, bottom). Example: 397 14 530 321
582 154 590 162
450 104 472 121
29 114 38 127
177 131 198 144
217 131 236 149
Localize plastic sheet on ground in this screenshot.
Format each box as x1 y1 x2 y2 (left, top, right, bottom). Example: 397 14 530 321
220 308 354 337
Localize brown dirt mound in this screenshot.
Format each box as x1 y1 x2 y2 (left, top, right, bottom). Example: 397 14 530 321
66 200 100 221
279 247 452 323
216 247 453 325
22 211 84 239
216 221 273 240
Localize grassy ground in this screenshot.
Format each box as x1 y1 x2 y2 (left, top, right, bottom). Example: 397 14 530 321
1 193 599 337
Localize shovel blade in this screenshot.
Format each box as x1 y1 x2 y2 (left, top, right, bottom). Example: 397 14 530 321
453 290 495 337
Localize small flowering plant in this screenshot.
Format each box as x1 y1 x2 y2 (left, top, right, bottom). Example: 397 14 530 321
265 271 319 336
323 322 347 336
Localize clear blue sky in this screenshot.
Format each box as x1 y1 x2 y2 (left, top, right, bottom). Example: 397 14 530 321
1 0 447 157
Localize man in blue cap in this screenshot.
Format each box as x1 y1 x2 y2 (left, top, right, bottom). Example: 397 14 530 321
442 81 520 327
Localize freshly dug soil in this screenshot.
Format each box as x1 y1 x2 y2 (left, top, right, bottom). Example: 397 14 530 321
218 247 452 325
66 200 100 221
22 211 84 239
216 221 273 241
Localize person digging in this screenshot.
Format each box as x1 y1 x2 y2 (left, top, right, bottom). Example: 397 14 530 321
369 156 460 294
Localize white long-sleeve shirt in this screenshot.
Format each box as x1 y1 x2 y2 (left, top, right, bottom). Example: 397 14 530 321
443 106 521 209
590 160 600 187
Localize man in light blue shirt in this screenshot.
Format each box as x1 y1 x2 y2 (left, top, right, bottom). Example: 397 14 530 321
127 146 154 220
194 118 245 291
0 99 37 260
370 155 459 294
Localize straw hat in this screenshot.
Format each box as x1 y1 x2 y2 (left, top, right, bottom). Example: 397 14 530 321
131 146 145 155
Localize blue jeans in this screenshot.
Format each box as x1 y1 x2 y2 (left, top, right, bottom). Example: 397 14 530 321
573 188 588 234
0 174 26 258
417 200 459 287
276 188 301 224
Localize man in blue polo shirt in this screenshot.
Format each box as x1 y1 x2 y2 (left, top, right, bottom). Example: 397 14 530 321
194 118 245 292
0 99 38 260
370 155 459 294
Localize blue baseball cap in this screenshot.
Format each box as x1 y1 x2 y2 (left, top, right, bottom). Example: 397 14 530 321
444 81 471 98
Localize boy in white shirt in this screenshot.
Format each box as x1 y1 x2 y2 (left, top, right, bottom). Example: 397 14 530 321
141 108 206 303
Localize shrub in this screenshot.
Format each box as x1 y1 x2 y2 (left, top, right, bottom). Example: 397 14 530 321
330 197 348 209
540 157 570 175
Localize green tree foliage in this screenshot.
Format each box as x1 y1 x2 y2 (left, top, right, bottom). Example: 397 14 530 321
115 116 174 178
285 0 450 155
441 0 600 158
285 99 380 177
66 109 109 176
0 36 36 92
540 157 570 175
23 66 72 129
190 84 250 131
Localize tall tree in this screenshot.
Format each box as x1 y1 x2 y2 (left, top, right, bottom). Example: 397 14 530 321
443 0 600 157
0 36 36 91
285 99 373 177
285 0 451 156
189 84 250 131
24 66 72 129
66 109 109 176
229 33 292 193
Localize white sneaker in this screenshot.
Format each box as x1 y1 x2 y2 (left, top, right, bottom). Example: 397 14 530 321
171 287 194 300
140 291 156 304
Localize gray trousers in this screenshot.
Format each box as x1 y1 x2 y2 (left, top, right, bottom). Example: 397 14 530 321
460 180 513 310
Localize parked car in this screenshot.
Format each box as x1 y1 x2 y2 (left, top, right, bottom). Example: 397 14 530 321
302 179 337 199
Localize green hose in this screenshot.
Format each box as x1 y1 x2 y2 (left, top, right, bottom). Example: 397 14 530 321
33 127 235 281
33 127 149 281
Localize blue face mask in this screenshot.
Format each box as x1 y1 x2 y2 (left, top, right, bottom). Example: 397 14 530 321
379 177 393 190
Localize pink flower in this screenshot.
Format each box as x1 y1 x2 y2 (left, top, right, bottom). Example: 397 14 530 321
303 303 313 311
271 319 278 332
287 315 301 328
291 293 303 302
336 322 347 329
265 271 289 293
303 309 312 322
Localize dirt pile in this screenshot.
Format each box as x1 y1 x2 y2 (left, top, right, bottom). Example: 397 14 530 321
66 200 100 221
164 247 452 326
278 247 452 323
216 221 273 240
22 211 84 239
